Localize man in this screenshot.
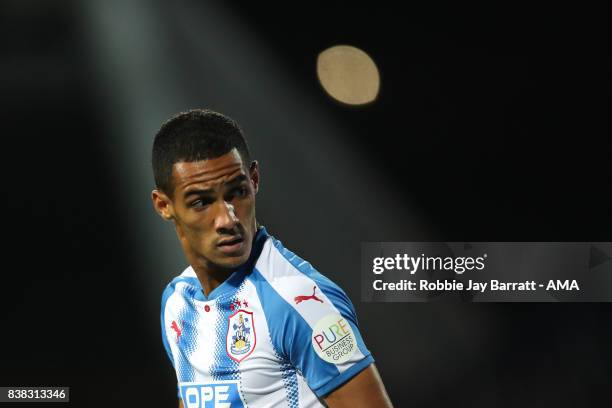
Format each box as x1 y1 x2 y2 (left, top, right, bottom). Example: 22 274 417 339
152 109 392 407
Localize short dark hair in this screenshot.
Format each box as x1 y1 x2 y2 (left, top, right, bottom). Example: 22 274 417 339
152 109 251 196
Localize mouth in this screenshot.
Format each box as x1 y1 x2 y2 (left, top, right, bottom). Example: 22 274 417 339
216 236 245 254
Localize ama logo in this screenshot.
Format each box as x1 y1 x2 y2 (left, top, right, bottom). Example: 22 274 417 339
226 310 256 362
311 313 357 364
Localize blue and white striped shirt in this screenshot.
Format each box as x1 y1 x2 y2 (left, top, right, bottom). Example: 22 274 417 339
161 227 373 407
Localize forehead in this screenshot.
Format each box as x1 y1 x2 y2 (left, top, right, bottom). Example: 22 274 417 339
171 149 246 193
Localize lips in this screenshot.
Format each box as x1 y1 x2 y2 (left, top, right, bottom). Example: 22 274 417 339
218 236 243 246
217 236 245 254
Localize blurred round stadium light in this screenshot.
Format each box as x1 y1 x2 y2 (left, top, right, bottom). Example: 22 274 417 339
317 45 380 105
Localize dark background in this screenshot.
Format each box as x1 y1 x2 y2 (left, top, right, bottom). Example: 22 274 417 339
1 1 610 407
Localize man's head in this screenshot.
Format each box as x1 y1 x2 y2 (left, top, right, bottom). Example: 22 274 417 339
151 109 259 273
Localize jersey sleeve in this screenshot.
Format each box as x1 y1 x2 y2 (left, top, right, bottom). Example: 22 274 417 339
252 239 374 398
161 284 181 398
161 284 176 368
283 275 374 397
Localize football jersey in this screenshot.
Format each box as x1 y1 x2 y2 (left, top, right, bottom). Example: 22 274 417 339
161 227 374 407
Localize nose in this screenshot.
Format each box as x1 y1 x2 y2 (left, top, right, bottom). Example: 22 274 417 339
214 200 239 232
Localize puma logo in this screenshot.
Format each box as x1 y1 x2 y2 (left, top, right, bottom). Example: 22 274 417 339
294 286 324 304
170 320 182 340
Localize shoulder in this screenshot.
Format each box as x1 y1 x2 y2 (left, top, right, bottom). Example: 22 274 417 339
161 266 199 310
254 235 337 290
251 235 356 320
247 234 371 375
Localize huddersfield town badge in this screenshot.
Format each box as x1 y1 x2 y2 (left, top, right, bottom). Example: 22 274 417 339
226 310 256 362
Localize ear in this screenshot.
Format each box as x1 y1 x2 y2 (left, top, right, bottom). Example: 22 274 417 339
151 189 175 221
249 160 260 194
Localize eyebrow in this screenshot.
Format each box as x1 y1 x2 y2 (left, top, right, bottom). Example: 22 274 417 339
183 174 248 199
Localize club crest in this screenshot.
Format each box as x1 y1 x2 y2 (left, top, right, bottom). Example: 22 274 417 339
226 309 256 362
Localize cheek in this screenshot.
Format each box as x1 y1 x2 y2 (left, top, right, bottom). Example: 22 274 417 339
180 213 213 240
182 206 213 225
186 226 215 254
236 197 256 217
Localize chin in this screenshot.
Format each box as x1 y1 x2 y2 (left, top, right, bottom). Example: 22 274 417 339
217 253 250 269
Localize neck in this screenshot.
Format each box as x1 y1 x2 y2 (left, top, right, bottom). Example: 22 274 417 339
191 263 234 296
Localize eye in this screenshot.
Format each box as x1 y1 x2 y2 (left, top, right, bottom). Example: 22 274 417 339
234 186 248 198
190 198 212 209
190 200 203 208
